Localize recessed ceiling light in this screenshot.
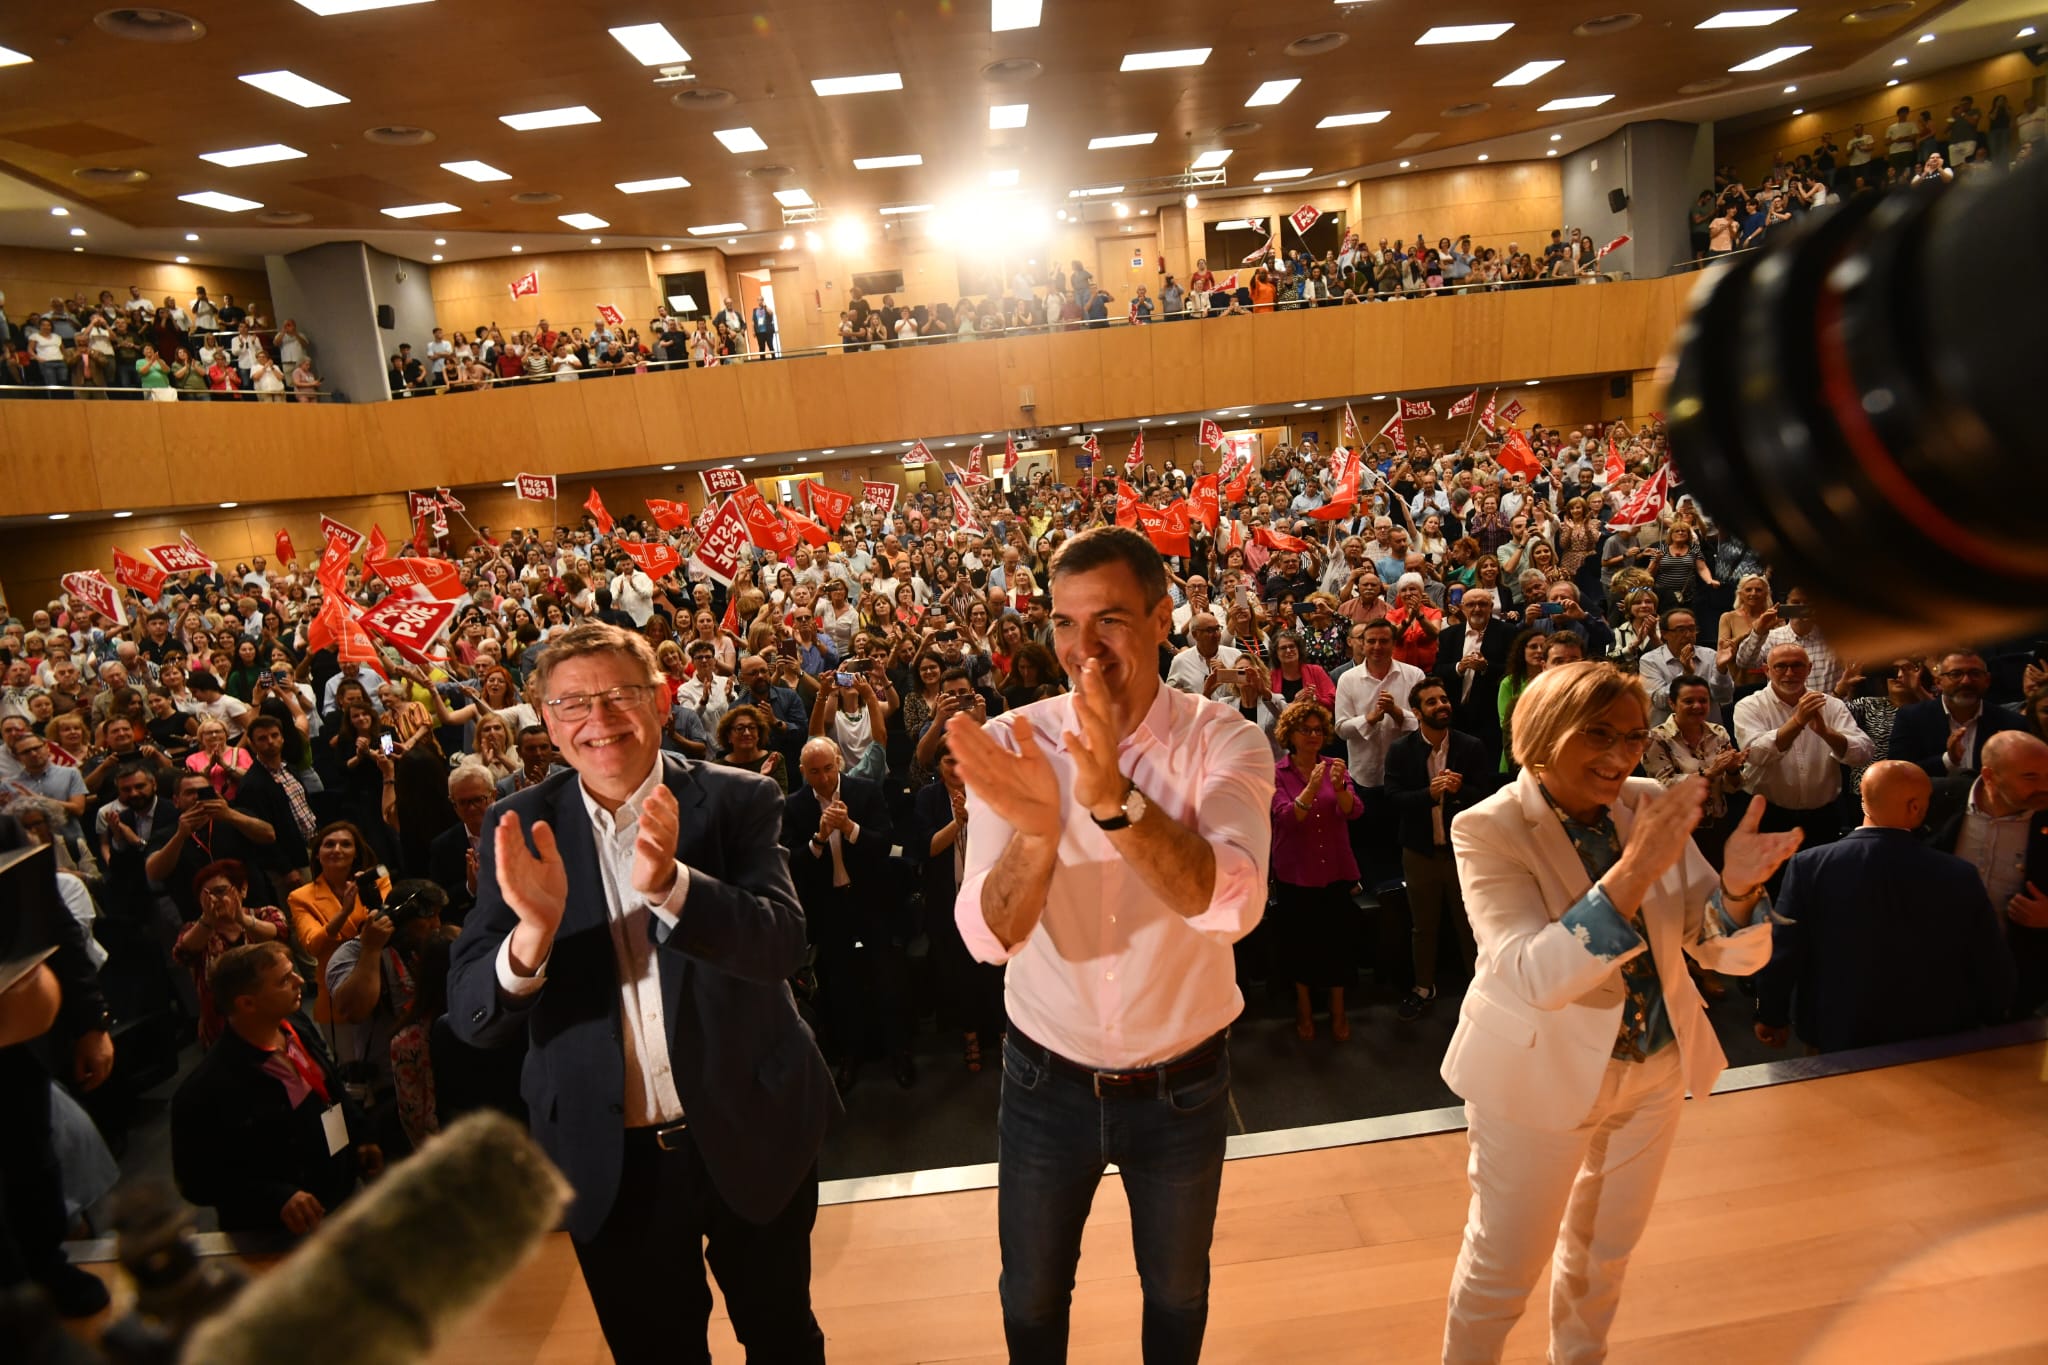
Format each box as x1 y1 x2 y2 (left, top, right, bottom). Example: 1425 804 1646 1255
293 0 433 14
1891 56 1907 66
1120 48 1211 71
73 246 84 252
382 201 460 218
811 72 903 96
1398 160 1411 168
2021 27 2037 38
1186 192 1199 206
557 212 608 230
432 237 446 245
1728 45 1811 71
607 22 689 65
1546 149 1558 156
822 448 836 455
1191 149 1234 168
49 206 68 216
989 102 1029 129
1253 167 1312 181
713 127 767 153
1416 23 1515 44
741 457 755 464
660 463 677 471
879 203 933 215
613 175 690 197
659 244 670 250
688 222 746 234
219 501 239 509
1246 78 1301 107
113 511 133 519
1695 9 1797 28
854 153 923 169
440 159 510 182
1088 133 1157 149
185 232 200 241
1477 153 1490 161
1791 107 1803 114
1494 59 1564 86
0 44 31 67
988 168 1020 186
67 226 86 236
1885 78 1899 86
511 244 523 251
1137 418 1151 424
1917 32 1934 43
239 70 350 107
991 0 1041 31
499 105 600 131
179 190 265 213
200 143 308 167
1784 84 1798 92
1263 186 1273 193
1294 401 1308 408
590 237 603 245
1549 133 1563 141
1525 380 1540 387
175 255 189 263
1317 111 1393 130
47 513 69 521
1538 94 1614 110
772 188 814 207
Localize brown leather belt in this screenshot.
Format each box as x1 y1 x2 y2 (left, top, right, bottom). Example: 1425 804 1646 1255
1012 1029 1228 1098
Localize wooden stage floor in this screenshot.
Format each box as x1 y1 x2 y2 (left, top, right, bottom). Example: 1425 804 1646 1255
400 1041 2048 1364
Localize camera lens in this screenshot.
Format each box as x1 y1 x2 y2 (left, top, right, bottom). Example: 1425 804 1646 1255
1665 153 2048 657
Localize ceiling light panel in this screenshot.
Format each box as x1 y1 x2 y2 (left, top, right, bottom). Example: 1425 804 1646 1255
989 103 1029 129
811 73 903 95
607 22 689 65
1089 133 1157 149
615 175 690 193
713 127 767 153
1537 94 1614 110
1695 9 1797 27
238 70 350 107
1190 149 1234 168
199 143 307 167
1253 168 1312 181
557 212 608 229
440 159 510 181
178 191 264 212
1245 78 1300 107
1415 23 1514 44
990 0 1041 31
1728 45 1810 70
1316 111 1390 128
1494 60 1563 86
499 105 600 130
772 188 814 207
1120 48 1211 71
688 222 747 234
293 0 433 13
0 45 30 67
854 154 923 169
383 202 461 218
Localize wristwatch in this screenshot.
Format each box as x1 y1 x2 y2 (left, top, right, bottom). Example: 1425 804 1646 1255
1090 783 1149 832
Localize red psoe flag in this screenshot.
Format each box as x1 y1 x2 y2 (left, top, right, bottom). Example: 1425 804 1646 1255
112 548 170 598
700 466 748 499
1498 428 1543 481
1125 429 1146 472
360 596 458 670
902 440 934 468
804 480 853 532
584 487 614 536
1190 474 1221 530
1198 418 1225 451
1604 430 1627 485
275 528 296 565
1376 410 1408 456
1401 397 1436 421
947 480 980 532
316 538 352 596
1498 397 1527 426
736 487 795 553
861 481 899 518
1002 434 1019 475
1223 459 1251 503
509 270 540 299
1476 390 1500 436
619 540 683 579
1340 404 1362 450
61 570 126 626
514 473 557 501
967 443 985 479
1255 526 1310 553
1446 389 1478 420
1598 234 1631 258
365 524 390 565
319 515 364 552
1115 478 1142 528
689 498 750 587
1289 203 1321 237
1136 501 1191 558
1607 464 1671 529
595 303 624 328
780 505 830 548
646 498 692 531
369 556 467 602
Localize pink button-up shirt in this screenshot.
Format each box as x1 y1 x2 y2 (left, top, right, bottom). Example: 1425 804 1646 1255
956 682 1274 1069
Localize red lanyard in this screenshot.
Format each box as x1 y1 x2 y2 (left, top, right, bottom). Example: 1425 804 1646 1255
276 1020 333 1107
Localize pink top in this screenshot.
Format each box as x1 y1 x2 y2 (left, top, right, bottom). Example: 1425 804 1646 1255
956 681 1274 1068
1269 759 1363 887
1268 662 1336 710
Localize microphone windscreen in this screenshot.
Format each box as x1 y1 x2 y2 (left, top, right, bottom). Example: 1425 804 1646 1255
180 1111 570 1365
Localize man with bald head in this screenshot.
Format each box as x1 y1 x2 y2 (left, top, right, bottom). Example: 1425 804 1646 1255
1929 730 2048 1016
1756 760 2012 1053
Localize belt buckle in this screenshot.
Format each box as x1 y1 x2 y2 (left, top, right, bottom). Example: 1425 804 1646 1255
653 1120 689 1151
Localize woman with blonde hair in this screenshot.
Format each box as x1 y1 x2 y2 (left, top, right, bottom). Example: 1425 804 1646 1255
1716 574 1774 703
1439 662 1801 1362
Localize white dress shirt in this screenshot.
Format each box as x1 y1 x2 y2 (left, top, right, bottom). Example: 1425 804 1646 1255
1734 624 1842 696
1637 643 1732 728
955 684 1273 1069
1732 687 1875 810
1333 660 1424 785
1954 777 2030 911
494 758 692 1128
1166 643 1243 703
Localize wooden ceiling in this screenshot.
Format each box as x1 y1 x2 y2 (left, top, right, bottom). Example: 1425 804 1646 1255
0 0 1952 244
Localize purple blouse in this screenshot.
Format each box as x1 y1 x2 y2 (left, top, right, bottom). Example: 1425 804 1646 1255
1269 758 1363 887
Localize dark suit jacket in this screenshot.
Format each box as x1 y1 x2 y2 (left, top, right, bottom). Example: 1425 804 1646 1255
427 822 478 925
1758 827 2013 1052
780 776 898 948
1888 698 2025 777
1383 728 1493 854
1930 800 2048 1017
447 754 836 1238
233 763 311 876
1432 620 1515 745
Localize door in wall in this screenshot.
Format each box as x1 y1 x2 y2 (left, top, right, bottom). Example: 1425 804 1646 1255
1095 233 1159 314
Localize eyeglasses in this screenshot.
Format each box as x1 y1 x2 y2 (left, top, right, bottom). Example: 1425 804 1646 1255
1578 724 1653 753
1940 668 1988 680
544 683 658 721
199 885 239 901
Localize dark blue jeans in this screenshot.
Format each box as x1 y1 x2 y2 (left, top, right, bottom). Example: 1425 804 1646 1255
997 1034 1231 1364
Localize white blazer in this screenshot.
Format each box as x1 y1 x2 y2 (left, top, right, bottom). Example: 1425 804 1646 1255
1441 771 1772 1131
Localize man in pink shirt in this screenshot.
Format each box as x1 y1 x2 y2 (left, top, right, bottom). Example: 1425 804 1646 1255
947 526 1274 1364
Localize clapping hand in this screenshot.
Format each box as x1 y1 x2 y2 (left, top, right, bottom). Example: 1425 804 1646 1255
2008 881 2048 929
630 783 679 901
495 812 567 972
945 707 1063 841
1720 799 1803 900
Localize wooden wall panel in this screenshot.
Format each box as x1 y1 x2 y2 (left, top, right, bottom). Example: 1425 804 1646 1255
1294 308 1355 403
734 363 802 458
678 366 747 461
1 402 100 515
1251 313 1307 408
991 334 1054 432
1147 321 1207 415
940 343 1002 432
895 346 959 441
580 377 659 465
629 371 702 465
1352 308 1400 397
1388 303 1455 395
1200 319 1259 409
1494 288 1562 384
85 403 172 512
786 355 853 451
522 383 601 470
1542 287 1608 379
1044 329 1106 426
836 349 907 447
1447 293 1507 390
1094 327 1154 421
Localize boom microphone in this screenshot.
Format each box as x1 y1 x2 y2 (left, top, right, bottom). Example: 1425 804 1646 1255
177 1112 570 1365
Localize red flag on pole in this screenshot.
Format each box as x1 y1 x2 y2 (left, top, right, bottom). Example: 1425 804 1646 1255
1135 501 1191 558
1190 474 1221 530
1288 203 1321 237
360 597 459 670
514 472 557 501
1115 478 1142 528
1125 430 1146 472
689 498 750 587
1306 459 1363 520
364 524 390 565
1002 434 1019 476
509 269 540 299
902 440 933 468
112 548 169 598
861 481 899 518
316 538 351 597
62 570 127 626
780 505 830 548
1255 526 1310 553
1340 404 1362 450
1476 389 1500 436
369 556 467 602
1198 419 1225 451
700 466 748 499
618 540 682 579
646 497 691 531
275 528 296 565
146 541 214 576
1447 389 1478 420
1597 234 1631 259
719 595 740 639
1376 410 1408 455
584 488 614 536
736 487 796 553
1498 428 1543 481
1608 464 1670 529
1603 430 1626 485
966 444 985 479
319 515 364 552
947 480 981 532
1498 397 1527 426
804 480 853 532
1223 459 1252 503
1400 397 1436 421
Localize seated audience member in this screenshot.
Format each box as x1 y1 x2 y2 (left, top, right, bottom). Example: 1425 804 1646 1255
170 942 383 1235
1888 649 2025 778
1757 761 2013 1052
1926 731 2048 1017
172 860 288 1049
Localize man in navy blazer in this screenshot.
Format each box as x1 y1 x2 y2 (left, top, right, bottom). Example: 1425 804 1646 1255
1431 589 1514 768
448 624 835 1365
1756 761 2012 1053
1888 650 2025 777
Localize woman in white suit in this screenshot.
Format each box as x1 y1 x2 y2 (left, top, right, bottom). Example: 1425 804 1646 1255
1440 662 1803 1364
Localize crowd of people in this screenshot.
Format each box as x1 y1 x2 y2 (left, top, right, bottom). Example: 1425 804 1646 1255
0 285 319 402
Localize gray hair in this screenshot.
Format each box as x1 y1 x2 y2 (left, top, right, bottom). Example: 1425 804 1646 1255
1394 573 1426 594
447 762 495 798
1462 588 1495 608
